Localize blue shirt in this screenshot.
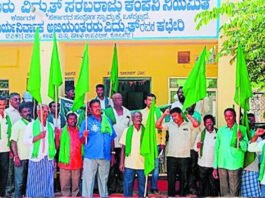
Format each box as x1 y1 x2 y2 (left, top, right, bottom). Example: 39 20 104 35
79 115 116 160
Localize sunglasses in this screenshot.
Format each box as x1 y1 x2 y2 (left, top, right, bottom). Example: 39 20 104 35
12 98 21 102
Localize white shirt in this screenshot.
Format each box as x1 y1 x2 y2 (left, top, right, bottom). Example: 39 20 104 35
10 119 30 160
248 140 265 184
194 129 217 168
23 121 54 162
120 126 144 169
163 121 193 158
5 105 21 124
113 107 131 148
0 113 10 152
52 116 61 129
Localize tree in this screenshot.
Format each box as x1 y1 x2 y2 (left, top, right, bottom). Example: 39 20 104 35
195 0 265 88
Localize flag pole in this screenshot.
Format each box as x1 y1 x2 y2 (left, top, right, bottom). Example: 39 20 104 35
33 100 36 119
109 80 112 98
40 104 45 153
55 86 58 128
144 175 148 197
85 93 88 145
199 99 205 158
237 87 240 148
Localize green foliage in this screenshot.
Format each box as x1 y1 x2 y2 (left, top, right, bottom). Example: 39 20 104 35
195 0 265 88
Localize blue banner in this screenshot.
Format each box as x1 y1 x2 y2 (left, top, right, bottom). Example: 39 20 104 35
0 0 219 41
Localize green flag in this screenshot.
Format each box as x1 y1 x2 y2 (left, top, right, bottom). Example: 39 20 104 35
234 44 253 167
183 47 207 110
234 44 253 111
48 33 63 101
27 28 42 103
140 99 158 176
110 44 119 96
72 44 89 111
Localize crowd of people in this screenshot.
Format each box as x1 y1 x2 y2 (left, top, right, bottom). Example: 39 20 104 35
0 84 265 197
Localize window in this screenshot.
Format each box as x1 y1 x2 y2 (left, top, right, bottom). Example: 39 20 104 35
0 80 9 97
168 78 218 119
177 51 190 64
104 77 151 110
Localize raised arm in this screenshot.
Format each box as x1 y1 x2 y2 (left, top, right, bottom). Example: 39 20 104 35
156 108 170 129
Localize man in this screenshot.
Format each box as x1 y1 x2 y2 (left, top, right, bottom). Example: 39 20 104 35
95 84 113 109
58 112 83 197
10 103 31 197
0 96 12 196
6 92 21 124
248 128 265 196
23 105 57 197
79 99 116 197
186 104 201 195
213 108 248 196
48 101 66 129
105 93 131 193
171 87 201 194
156 107 193 196
194 114 219 196
47 101 66 193
171 86 185 109
22 91 35 119
119 111 145 197
65 86 75 100
172 87 202 195
240 113 261 197
5 92 21 196
141 93 165 194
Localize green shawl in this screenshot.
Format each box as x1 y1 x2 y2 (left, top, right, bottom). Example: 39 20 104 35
32 119 56 159
101 114 113 135
200 128 217 157
125 125 145 156
59 126 83 164
0 114 12 146
59 126 71 164
104 107 116 125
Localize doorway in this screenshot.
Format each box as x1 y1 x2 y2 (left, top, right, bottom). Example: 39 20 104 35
104 78 151 110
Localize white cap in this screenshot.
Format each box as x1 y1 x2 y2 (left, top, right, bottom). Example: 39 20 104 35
23 91 32 102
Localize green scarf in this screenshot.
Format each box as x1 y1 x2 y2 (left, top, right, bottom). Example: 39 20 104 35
32 119 56 159
259 144 265 181
104 107 116 125
59 126 71 164
101 114 113 135
125 125 145 156
200 128 217 157
0 114 12 147
230 123 246 148
59 126 83 164
200 129 206 157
